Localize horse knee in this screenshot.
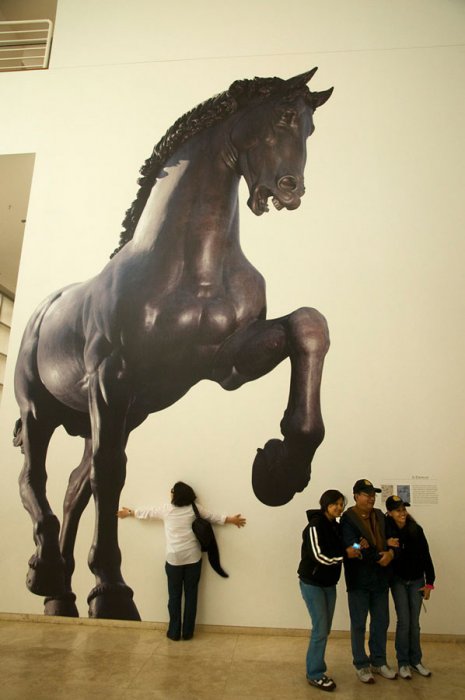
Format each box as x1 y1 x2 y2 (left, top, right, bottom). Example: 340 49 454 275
288 307 330 354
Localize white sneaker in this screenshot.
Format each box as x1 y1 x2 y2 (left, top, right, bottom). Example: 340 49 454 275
356 667 375 684
399 665 412 679
412 663 431 677
372 664 397 679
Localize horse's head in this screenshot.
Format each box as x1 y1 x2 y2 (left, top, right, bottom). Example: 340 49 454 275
228 69 333 216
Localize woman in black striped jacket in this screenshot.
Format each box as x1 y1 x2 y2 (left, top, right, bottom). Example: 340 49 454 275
298 490 360 692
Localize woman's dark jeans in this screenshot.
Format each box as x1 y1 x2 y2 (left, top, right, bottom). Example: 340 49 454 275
165 559 202 639
391 575 424 666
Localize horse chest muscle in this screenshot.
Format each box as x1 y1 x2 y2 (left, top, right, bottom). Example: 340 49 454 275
142 294 239 354
130 273 265 368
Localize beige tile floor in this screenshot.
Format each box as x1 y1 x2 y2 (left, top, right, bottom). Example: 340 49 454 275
0 618 463 700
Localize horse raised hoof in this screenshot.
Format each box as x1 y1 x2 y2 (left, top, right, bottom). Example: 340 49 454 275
26 553 66 597
87 583 141 621
44 592 79 617
252 438 312 506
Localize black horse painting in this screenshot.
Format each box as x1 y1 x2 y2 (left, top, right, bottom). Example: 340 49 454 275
13 68 333 620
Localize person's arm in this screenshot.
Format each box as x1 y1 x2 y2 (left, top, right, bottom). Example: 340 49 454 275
377 549 394 567
341 515 374 561
341 515 364 558
225 514 246 528
196 503 246 527
308 524 343 566
418 527 435 598
116 505 166 519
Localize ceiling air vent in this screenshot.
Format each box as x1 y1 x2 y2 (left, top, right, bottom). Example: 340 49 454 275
0 19 53 72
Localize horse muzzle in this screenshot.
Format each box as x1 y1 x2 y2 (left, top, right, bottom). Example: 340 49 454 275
248 177 305 215
273 175 305 211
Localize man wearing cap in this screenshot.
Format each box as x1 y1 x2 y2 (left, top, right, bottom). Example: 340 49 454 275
340 479 396 684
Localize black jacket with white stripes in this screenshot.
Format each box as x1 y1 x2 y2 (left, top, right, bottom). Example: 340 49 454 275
298 509 345 587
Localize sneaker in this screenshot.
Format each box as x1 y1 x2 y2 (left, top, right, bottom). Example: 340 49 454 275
356 667 375 683
307 675 336 692
399 665 412 679
372 664 397 679
412 663 431 677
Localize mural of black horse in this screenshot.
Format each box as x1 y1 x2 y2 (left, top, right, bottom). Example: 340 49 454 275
13 68 332 620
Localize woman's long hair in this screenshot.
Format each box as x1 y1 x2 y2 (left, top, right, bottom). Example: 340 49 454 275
171 481 196 507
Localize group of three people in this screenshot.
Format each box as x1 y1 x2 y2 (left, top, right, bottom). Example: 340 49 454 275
299 478 435 692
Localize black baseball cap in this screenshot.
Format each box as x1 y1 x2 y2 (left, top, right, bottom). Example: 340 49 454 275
353 478 381 494
385 495 410 511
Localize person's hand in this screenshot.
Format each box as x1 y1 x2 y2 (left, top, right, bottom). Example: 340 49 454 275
387 537 399 547
227 514 246 528
116 507 134 518
419 586 431 600
359 538 370 549
346 545 362 559
377 550 394 567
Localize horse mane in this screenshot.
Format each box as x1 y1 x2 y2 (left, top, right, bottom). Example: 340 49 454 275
110 75 312 257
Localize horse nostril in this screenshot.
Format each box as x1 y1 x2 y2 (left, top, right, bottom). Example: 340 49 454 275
278 176 298 192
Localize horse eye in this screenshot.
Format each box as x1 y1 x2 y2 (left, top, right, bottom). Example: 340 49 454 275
278 110 296 127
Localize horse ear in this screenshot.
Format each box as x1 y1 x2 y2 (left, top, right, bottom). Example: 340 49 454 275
312 87 334 109
286 67 318 90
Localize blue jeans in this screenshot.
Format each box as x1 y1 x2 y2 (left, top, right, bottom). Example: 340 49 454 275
347 586 389 668
165 559 202 639
300 580 337 680
390 576 424 666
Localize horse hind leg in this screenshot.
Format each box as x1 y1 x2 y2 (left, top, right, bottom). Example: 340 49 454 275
44 439 92 617
17 412 66 597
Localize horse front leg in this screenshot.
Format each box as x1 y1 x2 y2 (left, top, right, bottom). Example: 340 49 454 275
86 357 140 620
269 307 329 503
44 439 92 617
214 307 329 506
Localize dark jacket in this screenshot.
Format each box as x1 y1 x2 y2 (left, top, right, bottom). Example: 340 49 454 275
385 515 435 586
298 509 344 587
340 506 392 591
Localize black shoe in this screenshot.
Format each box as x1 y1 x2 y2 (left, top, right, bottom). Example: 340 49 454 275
166 631 180 641
182 634 193 640
307 675 336 692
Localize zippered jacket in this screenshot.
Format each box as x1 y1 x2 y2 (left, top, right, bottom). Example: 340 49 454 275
340 506 391 591
385 515 435 586
297 509 344 587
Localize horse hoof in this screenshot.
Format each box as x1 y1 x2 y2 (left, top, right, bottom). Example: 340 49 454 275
44 593 79 617
26 554 66 597
251 438 311 506
87 583 141 621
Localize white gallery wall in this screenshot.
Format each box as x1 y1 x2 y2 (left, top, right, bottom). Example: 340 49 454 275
0 0 464 634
